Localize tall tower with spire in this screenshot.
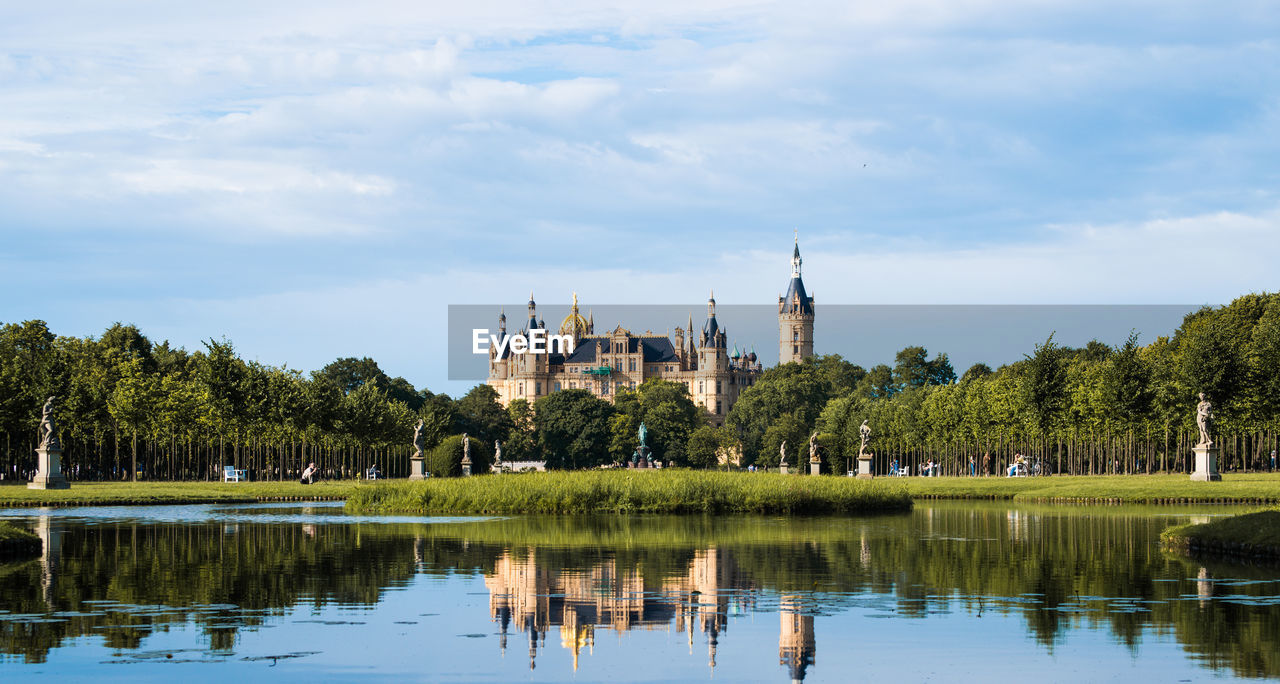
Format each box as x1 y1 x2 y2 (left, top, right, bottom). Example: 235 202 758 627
778 233 815 364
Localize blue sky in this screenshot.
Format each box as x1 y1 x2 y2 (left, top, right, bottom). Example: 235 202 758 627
2 0 1278 394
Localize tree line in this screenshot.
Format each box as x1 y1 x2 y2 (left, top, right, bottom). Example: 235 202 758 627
3 292 1278 480
722 292 1280 476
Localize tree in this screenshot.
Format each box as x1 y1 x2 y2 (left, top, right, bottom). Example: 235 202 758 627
853 364 895 400
108 355 156 480
961 363 993 384
610 380 703 465
453 384 512 447
502 398 537 461
1021 334 1068 437
725 363 832 464
685 425 729 469
533 389 614 470
892 346 956 391
759 413 808 469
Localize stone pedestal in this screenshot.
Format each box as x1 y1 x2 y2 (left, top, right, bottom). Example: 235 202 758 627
461 455 472 477
1190 445 1221 482
809 459 821 476
856 455 874 480
779 463 789 475
28 447 70 490
409 457 426 481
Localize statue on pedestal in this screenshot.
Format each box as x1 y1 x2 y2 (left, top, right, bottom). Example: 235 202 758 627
858 420 871 456
29 395 69 490
412 419 425 458
39 396 61 451
634 422 652 467
1196 393 1214 447
494 440 503 468
808 432 820 463
779 440 788 466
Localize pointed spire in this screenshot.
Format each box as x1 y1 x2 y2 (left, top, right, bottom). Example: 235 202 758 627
791 233 802 276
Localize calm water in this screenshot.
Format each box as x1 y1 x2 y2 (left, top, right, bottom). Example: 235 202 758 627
1 501 1278 682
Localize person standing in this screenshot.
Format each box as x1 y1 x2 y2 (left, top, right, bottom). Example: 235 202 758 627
981 452 991 477
969 455 976 477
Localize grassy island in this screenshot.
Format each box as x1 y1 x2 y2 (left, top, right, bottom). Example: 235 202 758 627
0 521 42 559
344 470 912 515
1162 509 1280 559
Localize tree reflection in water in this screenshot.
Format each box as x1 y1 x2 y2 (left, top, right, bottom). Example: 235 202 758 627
0 503 1277 680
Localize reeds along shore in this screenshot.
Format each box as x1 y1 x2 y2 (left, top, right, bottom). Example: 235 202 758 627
344 470 913 515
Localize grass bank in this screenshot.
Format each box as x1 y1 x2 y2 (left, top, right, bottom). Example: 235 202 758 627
0 481 365 508
1161 509 1280 559
903 473 1280 504
0 521 42 559
345 470 912 515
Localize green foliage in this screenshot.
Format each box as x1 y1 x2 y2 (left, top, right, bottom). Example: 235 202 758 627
892 346 956 390
533 389 614 470
345 470 912 515
427 434 492 478
725 361 833 464
502 398 537 461
760 413 808 468
610 379 703 465
686 425 733 469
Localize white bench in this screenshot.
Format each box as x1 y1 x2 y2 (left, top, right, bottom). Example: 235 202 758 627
894 466 910 477
223 465 247 482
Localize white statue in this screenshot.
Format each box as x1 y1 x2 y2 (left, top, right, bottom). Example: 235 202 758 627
1196 393 1214 447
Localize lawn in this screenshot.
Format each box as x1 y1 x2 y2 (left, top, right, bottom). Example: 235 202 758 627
903 472 1280 504
0 480 368 507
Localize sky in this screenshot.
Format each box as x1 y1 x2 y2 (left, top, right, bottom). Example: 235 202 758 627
2 0 1278 394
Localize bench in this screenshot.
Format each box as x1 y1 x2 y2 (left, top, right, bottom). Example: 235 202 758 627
223 465 247 482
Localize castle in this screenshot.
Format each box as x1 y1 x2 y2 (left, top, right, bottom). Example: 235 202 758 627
487 238 815 425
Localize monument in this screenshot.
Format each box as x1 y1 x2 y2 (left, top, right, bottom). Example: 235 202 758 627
494 439 503 474
631 422 653 468
409 419 427 480
1190 393 1221 482
808 432 821 476
461 433 473 476
855 419 874 479
779 440 789 475
29 396 70 490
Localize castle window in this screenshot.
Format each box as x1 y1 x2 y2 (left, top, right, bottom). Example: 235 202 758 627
602 381 610 394
519 382 525 394
569 381 576 389
614 359 622 371
554 382 561 392
715 380 722 393
793 345 798 354
715 401 722 415
536 382 542 395
698 381 704 393
629 359 636 371
793 329 799 341
665 365 672 372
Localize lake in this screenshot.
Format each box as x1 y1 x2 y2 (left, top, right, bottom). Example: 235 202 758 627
1 501 1277 682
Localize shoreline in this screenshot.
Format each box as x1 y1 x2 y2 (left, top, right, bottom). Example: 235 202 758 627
2 472 1279 510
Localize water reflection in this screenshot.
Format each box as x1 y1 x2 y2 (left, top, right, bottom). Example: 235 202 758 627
0 503 1278 680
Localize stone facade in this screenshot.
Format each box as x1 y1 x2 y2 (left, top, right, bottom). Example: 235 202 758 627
488 239 815 425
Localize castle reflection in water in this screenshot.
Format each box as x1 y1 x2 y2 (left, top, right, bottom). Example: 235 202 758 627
484 548 816 682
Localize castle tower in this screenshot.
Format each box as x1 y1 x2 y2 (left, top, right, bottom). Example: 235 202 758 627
779 235 814 364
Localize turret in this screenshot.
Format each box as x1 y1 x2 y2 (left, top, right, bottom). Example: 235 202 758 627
779 234 814 364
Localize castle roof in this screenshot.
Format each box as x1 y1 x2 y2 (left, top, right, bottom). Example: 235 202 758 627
782 275 813 314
